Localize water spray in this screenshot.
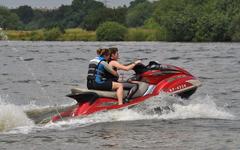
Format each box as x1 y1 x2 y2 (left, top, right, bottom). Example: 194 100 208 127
1 29 63 122
0 27 8 40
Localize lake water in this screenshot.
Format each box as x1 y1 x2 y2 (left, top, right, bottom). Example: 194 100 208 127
0 41 240 149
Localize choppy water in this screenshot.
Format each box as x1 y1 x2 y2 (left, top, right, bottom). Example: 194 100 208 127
0 41 240 149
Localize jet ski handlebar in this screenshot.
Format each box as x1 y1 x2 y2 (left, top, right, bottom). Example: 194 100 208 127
133 61 183 74
133 61 165 74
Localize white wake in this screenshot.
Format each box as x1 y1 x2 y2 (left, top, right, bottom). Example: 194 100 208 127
0 96 34 133
0 94 235 133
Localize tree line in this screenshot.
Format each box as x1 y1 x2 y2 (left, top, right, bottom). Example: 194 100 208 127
0 0 240 41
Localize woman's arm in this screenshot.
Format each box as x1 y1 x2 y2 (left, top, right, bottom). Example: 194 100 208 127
110 60 141 71
101 61 119 77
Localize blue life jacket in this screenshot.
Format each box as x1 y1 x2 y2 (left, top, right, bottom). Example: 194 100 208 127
87 56 107 84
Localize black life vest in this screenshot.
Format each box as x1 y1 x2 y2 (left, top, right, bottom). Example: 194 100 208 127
105 60 119 82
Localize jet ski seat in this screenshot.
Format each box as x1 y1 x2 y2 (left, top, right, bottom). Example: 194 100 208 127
71 81 149 99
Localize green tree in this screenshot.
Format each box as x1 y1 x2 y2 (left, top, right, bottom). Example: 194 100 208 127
154 0 200 41
71 0 104 12
194 12 230 41
228 13 240 41
96 21 127 41
193 0 231 41
126 1 153 27
14 5 34 24
82 8 112 30
25 9 46 29
129 0 147 8
70 0 106 28
81 7 127 31
55 5 79 28
0 6 21 29
110 7 128 25
143 18 160 29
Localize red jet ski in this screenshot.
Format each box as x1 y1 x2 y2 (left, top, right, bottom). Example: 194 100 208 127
51 61 201 122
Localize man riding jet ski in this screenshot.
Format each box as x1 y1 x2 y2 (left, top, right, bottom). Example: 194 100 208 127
51 61 201 122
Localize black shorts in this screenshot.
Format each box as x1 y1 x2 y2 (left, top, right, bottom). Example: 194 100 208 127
87 79 112 91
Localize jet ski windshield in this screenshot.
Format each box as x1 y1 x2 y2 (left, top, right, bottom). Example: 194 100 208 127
146 61 162 70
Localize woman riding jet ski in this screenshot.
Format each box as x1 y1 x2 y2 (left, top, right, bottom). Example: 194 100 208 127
50 59 201 122
107 47 142 103
87 48 141 105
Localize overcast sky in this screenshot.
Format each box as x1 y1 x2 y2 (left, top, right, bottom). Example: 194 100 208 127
0 0 132 8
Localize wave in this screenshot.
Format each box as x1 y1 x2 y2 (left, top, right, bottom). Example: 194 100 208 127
0 95 76 134
41 94 235 131
0 93 235 134
153 94 235 120
0 95 33 133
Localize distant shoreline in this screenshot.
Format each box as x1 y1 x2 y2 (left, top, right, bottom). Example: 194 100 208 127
1 28 239 42
2 28 163 41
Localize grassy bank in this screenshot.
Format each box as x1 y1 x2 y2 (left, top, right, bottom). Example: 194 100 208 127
126 28 166 41
4 28 163 41
5 28 96 41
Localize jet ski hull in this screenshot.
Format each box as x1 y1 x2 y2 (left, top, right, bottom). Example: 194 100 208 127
51 62 201 122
